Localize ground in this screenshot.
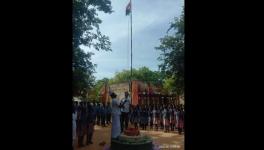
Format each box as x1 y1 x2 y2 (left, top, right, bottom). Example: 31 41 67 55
74 124 184 150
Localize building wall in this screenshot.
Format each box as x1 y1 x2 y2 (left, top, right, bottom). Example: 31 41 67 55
109 82 129 101
100 80 144 105
99 80 172 105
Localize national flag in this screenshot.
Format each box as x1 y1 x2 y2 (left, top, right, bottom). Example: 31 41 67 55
126 0 131 16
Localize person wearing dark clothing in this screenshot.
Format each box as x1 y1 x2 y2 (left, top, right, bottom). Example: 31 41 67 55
149 107 153 130
133 105 140 129
78 102 86 147
129 106 134 124
165 107 170 132
160 106 164 130
155 107 160 131
76 102 81 135
85 102 90 145
141 107 148 130
139 106 143 129
96 103 101 125
178 108 184 135
101 104 107 127
170 106 176 131
86 102 96 145
106 102 112 125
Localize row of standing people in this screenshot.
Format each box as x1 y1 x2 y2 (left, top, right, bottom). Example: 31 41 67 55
129 104 184 134
72 101 97 148
94 102 112 127
73 99 184 148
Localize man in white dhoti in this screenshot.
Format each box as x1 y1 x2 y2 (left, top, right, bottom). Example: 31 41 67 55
110 92 121 139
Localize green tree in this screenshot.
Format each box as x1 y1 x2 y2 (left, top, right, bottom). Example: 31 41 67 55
109 69 134 84
73 47 96 97
162 76 176 94
108 67 164 87
73 0 113 50
73 0 113 98
88 67 166 98
88 78 109 101
156 10 184 96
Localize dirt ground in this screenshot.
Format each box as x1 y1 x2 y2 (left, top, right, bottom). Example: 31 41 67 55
74 124 184 150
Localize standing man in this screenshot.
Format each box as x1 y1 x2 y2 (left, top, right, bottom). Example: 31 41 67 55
162 106 167 132
101 103 106 127
96 103 101 125
120 91 131 132
111 92 121 139
84 102 90 145
86 102 96 145
133 104 140 129
106 102 112 125
77 102 86 147
178 107 184 135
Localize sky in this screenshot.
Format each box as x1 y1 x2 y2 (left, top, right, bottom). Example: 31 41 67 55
82 0 184 80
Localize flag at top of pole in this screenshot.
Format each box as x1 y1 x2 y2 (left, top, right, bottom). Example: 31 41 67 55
126 0 131 16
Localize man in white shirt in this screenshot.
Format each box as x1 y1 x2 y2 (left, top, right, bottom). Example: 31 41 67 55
110 92 121 139
120 91 131 132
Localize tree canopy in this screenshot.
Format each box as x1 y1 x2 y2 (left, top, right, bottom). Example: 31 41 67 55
73 0 113 50
72 0 113 98
156 10 184 95
72 47 96 97
87 67 164 101
109 66 164 87
87 78 109 102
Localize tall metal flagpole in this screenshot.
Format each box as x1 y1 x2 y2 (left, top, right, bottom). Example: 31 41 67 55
130 0 133 104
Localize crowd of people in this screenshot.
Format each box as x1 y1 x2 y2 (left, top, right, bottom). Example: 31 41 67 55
72 92 184 149
72 101 112 148
95 102 112 127
129 103 184 134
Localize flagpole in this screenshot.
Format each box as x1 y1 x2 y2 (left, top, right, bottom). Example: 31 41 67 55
130 0 133 104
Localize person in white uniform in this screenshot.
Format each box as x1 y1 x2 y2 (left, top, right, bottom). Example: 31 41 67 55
110 92 121 139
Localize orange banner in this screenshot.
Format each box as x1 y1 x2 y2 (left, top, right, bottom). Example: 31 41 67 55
132 80 138 106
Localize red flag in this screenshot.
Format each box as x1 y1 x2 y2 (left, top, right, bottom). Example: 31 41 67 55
126 0 131 16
